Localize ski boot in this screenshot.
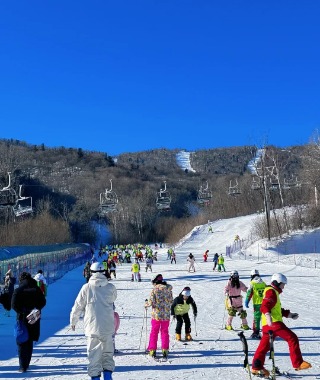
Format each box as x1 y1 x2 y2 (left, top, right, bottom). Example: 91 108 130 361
103 370 113 380
149 350 156 358
225 325 233 331
175 333 181 341
251 368 270 378
240 324 250 330
186 333 193 341
294 361 312 371
250 330 261 339
162 349 168 359
91 377 100 380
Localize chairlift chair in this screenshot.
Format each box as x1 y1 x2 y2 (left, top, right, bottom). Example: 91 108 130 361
12 185 33 217
99 180 118 215
156 181 171 211
283 176 301 190
0 172 17 208
228 179 241 196
197 181 212 205
251 177 261 191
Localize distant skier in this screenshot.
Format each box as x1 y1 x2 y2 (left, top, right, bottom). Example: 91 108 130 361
224 270 249 331
208 226 213 233
145 256 153 272
217 254 226 272
187 253 195 273
212 253 219 271
131 259 141 282
203 250 209 262
170 251 176 264
251 273 312 378
245 269 266 339
171 287 197 341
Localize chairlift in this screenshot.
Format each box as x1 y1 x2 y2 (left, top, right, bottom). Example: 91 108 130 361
228 179 241 196
0 172 17 208
99 180 118 215
251 177 261 191
283 176 301 190
269 178 280 191
197 181 212 205
12 185 33 217
156 181 171 211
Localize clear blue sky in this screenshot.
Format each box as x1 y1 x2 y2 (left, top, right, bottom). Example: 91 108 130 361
0 1 319 156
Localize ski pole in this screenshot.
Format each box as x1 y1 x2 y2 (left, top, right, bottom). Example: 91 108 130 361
238 331 252 380
194 315 198 337
221 296 228 329
268 330 276 380
138 308 146 350
144 305 148 353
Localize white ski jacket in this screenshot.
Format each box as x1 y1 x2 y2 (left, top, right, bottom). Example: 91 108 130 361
70 272 117 338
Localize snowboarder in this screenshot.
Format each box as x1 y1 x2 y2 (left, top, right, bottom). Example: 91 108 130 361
245 269 266 339
251 273 312 378
171 286 197 341
224 270 249 331
145 274 173 359
70 262 117 380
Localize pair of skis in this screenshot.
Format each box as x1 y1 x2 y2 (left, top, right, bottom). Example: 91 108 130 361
238 331 293 379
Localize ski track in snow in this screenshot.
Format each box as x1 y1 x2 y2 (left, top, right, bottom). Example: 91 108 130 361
1 212 320 379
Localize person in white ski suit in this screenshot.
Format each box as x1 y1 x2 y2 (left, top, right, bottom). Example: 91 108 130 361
70 262 117 380
187 253 195 272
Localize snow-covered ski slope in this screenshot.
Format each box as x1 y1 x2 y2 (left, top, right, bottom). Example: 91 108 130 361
176 150 196 172
0 212 319 379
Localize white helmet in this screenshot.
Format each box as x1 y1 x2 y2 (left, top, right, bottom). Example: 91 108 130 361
90 262 105 272
271 273 287 285
251 269 259 276
230 270 239 277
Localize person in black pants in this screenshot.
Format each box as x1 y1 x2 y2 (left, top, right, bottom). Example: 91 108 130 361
11 272 46 373
171 287 197 341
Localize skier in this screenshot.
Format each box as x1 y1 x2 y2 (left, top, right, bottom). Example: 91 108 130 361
145 256 153 272
145 274 173 359
108 259 117 279
70 262 117 380
217 254 226 272
251 273 312 377
131 259 141 282
224 270 249 331
83 262 91 283
170 251 176 264
208 225 213 233
187 253 195 272
245 269 266 339
33 270 48 297
203 250 209 262
212 253 219 271
171 286 197 341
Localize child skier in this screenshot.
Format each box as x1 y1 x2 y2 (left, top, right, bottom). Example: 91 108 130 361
251 273 312 377
217 254 226 272
224 270 249 331
245 269 266 339
131 259 141 282
171 287 197 341
203 250 209 262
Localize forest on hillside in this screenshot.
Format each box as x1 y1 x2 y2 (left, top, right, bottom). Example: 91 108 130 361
1 137 320 247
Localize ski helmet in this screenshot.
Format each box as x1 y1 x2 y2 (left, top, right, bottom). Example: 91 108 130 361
271 273 287 285
181 286 191 297
250 269 259 277
90 262 105 272
230 270 239 278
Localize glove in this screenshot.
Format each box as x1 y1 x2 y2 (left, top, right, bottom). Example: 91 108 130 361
265 313 272 327
289 312 299 320
245 300 249 308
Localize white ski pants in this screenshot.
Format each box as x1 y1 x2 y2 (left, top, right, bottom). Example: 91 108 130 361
87 335 115 377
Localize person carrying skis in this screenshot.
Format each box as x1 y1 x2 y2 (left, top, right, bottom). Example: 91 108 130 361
245 269 266 339
171 286 197 341
251 273 312 378
224 270 249 331
187 253 195 272
217 254 226 272
145 274 173 360
212 253 219 271
70 262 117 380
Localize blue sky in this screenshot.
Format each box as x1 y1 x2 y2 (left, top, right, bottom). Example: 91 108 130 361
0 1 319 156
